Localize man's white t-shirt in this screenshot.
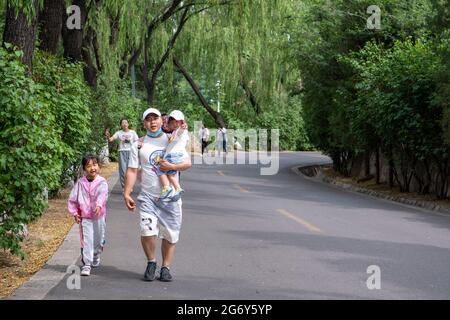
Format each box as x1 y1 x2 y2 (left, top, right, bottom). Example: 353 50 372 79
128 134 174 197
112 130 139 151
216 128 227 142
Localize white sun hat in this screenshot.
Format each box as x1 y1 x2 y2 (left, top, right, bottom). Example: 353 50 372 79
169 110 185 121
142 108 161 120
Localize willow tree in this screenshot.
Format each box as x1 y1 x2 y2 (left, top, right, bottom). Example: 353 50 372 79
165 0 298 125
83 0 187 89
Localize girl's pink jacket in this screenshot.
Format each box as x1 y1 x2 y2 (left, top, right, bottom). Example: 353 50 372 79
68 175 109 219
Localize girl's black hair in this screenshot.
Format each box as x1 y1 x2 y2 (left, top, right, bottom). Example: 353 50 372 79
82 154 99 170
120 118 128 126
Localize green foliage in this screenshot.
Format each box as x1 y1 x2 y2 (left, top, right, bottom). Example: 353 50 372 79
433 30 450 147
0 46 96 256
178 102 217 131
346 39 448 191
293 3 437 150
144 0 309 149
0 46 63 257
33 51 93 188
256 96 313 151
0 2 5 42
348 39 442 153
0 0 43 22
70 0 312 151
291 0 449 197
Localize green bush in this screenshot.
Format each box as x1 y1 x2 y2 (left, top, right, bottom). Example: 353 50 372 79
256 96 313 151
293 0 436 168
434 31 450 148
338 37 450 197
0 46 64 257
0 46 97 257
33 51 93 189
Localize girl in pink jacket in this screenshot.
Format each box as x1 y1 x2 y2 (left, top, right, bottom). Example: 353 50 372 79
68 154 109 276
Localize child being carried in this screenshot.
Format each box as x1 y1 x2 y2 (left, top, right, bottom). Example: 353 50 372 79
157 110 189 200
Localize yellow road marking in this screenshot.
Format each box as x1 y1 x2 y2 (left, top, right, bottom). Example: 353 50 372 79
276 209 323 233
217 170 225 176
233 184 250 193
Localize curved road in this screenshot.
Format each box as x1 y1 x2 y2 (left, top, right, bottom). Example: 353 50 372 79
40 152 450 299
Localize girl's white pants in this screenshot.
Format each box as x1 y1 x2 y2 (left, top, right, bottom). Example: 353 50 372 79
79 216 106 266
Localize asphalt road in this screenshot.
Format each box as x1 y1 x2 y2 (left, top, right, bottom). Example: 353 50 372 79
44 151 450 299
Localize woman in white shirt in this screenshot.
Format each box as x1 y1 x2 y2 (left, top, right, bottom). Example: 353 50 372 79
216 126 228 155
105 118 139 188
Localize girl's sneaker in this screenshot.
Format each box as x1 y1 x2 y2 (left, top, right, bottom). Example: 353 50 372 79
81 266 91 276
92 256 101 268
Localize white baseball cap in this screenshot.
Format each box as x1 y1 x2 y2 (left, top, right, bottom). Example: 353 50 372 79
142 108 161 120
169 110 185 121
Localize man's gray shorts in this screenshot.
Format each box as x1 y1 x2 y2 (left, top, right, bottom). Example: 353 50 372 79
137 192 182 244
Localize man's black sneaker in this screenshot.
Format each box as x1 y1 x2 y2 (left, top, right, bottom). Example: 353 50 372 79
159 266 173 282
144 261 157 281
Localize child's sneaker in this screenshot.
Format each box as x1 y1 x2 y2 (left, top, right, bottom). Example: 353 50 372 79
170 188 184 202
160 186 172 199
81 266 91 276
92 256 101 268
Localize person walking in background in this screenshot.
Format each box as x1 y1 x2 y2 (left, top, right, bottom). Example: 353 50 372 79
216 126 228 155
105 118 139 189
199 123 210 156
68 154 109 277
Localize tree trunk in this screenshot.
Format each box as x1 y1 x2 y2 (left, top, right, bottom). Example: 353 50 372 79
364 150 371 176
92 32 101 72
375 147 380 184
144 8 189 104
173 56 225 128
82 30 97 88
38 0 64 54
61 0 87 61
241 80 260 115
331 150 341 173
61 0 98 87
423 161 432 195
387 147 395 188
120 46 142 79
3 0 39 73
143 37 152 104
436 161 450 199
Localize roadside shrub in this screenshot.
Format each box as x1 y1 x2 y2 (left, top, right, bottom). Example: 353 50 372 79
345 39 450 197
257 96 313 151
33 51 92 189
0 46 64 257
